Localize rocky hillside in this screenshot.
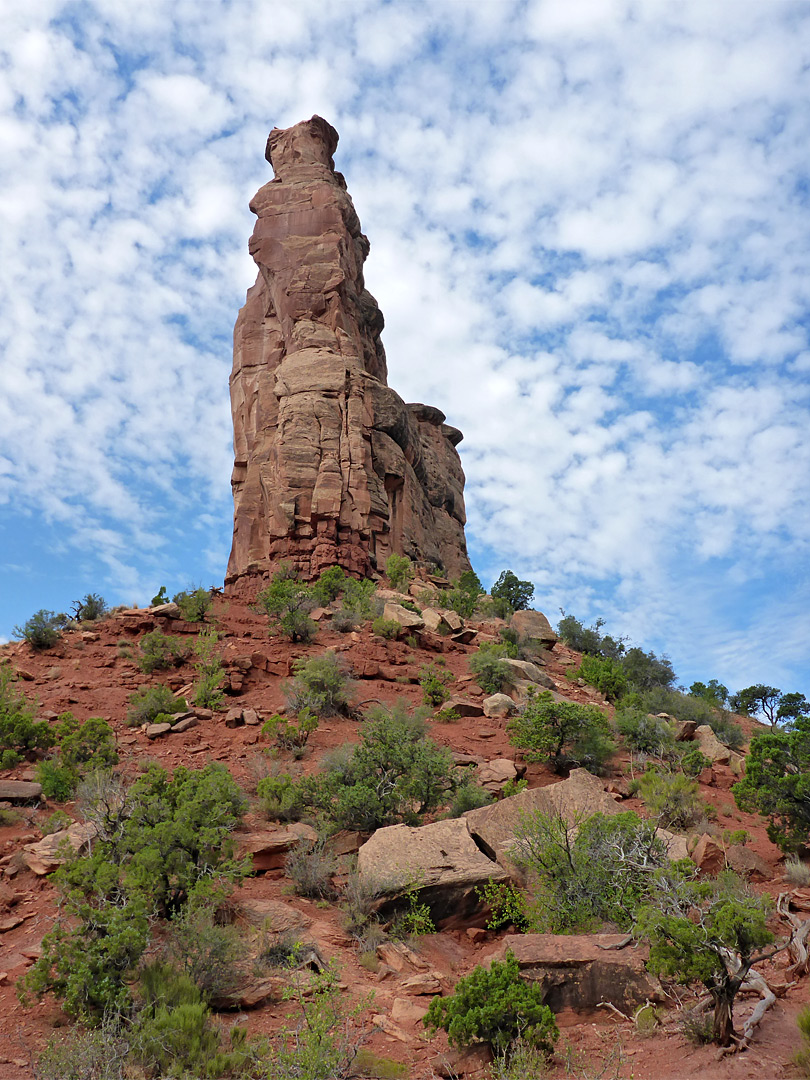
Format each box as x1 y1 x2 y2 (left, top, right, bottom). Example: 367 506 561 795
0 578 808 1080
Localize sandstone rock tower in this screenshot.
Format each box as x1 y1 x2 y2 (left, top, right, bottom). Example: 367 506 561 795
226 116 470 589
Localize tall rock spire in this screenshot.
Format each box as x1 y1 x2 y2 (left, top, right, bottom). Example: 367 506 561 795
226 116 470 589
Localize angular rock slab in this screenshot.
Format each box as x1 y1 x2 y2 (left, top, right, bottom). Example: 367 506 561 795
486 934 662 1013
357 817 507 925
464 768 621 869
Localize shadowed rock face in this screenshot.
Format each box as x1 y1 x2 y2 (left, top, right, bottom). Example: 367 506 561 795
226 116 470 589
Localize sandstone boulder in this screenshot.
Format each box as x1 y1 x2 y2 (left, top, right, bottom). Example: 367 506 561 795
382 602 425 630
476 758 521 793
0 781 41 803
483 693 516 718
509 610 558 649
446 698 484 718
692 833 725 874
238 823 319 872
487 934 662 1013
674 719 697 741
391 997 429 1026
357 817 507 924
464 769 621 870
695 725 747 768
501 658 555 690
726 844 772 881
232 899 313 933
22 822 97 875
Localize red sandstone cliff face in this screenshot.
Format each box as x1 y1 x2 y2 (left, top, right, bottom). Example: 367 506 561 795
226 116 470 587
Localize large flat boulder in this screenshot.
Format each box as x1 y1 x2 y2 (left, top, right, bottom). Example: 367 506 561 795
464 768 621 868
486 934 662 1013
0 781 42 803
357 817 507 925
382 602 425 630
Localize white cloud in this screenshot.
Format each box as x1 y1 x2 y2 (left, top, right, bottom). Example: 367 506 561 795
0 0 808 696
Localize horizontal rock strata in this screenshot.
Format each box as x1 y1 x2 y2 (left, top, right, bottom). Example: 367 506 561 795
227 116 470 588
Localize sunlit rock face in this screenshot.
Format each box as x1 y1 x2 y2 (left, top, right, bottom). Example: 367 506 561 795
226 116 470 590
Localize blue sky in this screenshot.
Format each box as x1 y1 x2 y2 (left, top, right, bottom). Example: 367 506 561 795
1 0 809 697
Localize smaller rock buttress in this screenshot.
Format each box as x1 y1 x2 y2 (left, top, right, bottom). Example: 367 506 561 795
226 116 470 587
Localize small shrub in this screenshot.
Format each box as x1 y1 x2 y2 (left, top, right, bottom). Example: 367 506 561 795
256 773 310 822
116 639 135 660
341 870 385 950
164 899 248 1002
285 838 338 899
285 651 353 716
615 707 677 759
469 644 513 695
263 709 318 753
424 949 558 1057
385 553 413 591
0 667 54 757
786 858 810 887
71 593 108 622
0 807 21 826
372 617 401 640
635 686 716 726
37 1020 129 1080
341 577 377 619
391 888 435 939
192 628 225 710
724 828 750 847
13 609 68 650
172 586 214 622
709 715 745 751
796 1005 810 1075
331 609 357 633
447 780 494 817
41 810 72 835
126 685 186 727
324 704 456 831
490 1037 553 1080
508 689 615 775
680 746 712 777
151 586 169 606
55 714 118 773
255 565 317 643
137 629 191 673
679 1006 717 1046
576 655 628 702
133 962 248 1079
434 706 461 724
514 809 675 932
261 930 306 969
501 777 528 799
419 663 453 707
312 565 345 606
36 760 79 801
635 769 704 830
477 880 531 932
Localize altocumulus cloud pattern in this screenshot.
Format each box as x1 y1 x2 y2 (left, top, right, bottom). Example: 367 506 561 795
0 0 808 696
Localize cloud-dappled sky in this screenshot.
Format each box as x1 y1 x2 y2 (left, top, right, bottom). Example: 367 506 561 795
1 0 808 696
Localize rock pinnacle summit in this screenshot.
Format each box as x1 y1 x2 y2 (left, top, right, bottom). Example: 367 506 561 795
226 116 470 589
